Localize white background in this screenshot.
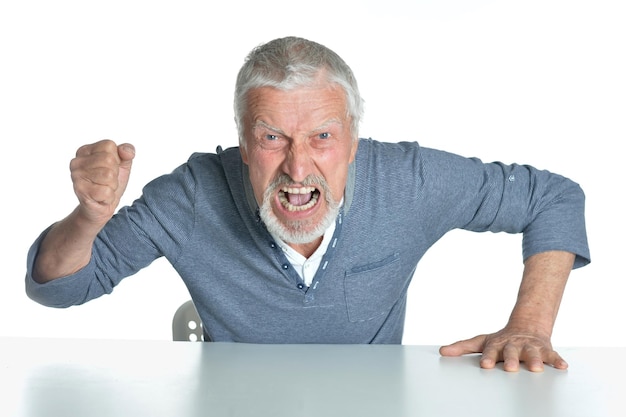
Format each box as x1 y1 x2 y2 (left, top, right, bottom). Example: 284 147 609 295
1 0 624 347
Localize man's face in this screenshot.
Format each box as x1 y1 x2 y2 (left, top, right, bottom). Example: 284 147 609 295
240 80 358 249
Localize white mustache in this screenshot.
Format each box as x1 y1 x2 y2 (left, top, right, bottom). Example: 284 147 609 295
266 174 330 193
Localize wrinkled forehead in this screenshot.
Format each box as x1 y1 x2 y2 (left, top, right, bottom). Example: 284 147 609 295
244 84 350 132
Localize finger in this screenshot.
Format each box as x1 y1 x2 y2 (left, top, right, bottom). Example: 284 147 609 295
545 350 569 370
72 143 121 184
75 139 119 158
439 335 487 357
115 143 135 195
502 343 521 372
71 141 131 190
117 143 135 165
479 344 501 369
521 344 545 372
71 160 120 196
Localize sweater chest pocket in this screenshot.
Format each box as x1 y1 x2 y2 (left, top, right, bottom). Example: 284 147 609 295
344 252 405 323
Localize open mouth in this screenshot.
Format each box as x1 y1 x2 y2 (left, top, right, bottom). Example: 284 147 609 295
278 186 320 212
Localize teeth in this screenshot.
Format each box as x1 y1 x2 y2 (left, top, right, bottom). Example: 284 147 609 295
281 186 315 195
278 188 319 212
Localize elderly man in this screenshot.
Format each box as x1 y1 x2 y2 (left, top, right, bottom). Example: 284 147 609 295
26 37 590 372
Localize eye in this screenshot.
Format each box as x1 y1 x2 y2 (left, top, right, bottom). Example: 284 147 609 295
318 132 330 139
265 134 278 141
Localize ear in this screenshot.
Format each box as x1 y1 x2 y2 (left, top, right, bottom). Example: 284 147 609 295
348 138 359 164
239 143 249 165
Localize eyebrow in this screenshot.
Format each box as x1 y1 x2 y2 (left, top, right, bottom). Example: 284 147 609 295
253 120 286 136
252 119 343 136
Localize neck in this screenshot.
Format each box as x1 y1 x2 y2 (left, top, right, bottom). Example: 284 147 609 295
287 236 323 259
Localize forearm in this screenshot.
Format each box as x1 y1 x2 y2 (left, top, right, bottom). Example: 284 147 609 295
506 250 575 337
32 206 105 283
439 249 579 371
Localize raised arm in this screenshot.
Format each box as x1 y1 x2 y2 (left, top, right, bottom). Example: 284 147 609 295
32 140 135 283
439 249 574 372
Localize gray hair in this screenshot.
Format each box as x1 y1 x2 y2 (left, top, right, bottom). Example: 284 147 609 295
234 37 364 146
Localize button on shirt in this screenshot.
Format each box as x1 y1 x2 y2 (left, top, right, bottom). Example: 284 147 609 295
270 218 337 287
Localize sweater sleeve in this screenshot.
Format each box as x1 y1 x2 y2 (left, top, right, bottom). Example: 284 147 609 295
25 158 200 308
414 144 590 268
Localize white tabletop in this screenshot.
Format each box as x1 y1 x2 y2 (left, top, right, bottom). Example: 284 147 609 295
1 337 622 417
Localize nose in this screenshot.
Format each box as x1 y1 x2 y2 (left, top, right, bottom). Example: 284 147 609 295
281 141 314 183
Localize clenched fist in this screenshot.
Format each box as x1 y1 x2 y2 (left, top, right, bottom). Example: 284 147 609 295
70 139 135 227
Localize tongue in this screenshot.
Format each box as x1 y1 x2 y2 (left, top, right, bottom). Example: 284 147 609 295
287 192 313 206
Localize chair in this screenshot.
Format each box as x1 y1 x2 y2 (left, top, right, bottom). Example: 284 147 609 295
172 300 204 341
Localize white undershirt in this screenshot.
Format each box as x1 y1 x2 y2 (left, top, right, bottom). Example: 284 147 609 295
270 218 337 287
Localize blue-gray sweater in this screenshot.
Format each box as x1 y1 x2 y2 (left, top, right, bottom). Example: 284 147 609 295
26 139 590 343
